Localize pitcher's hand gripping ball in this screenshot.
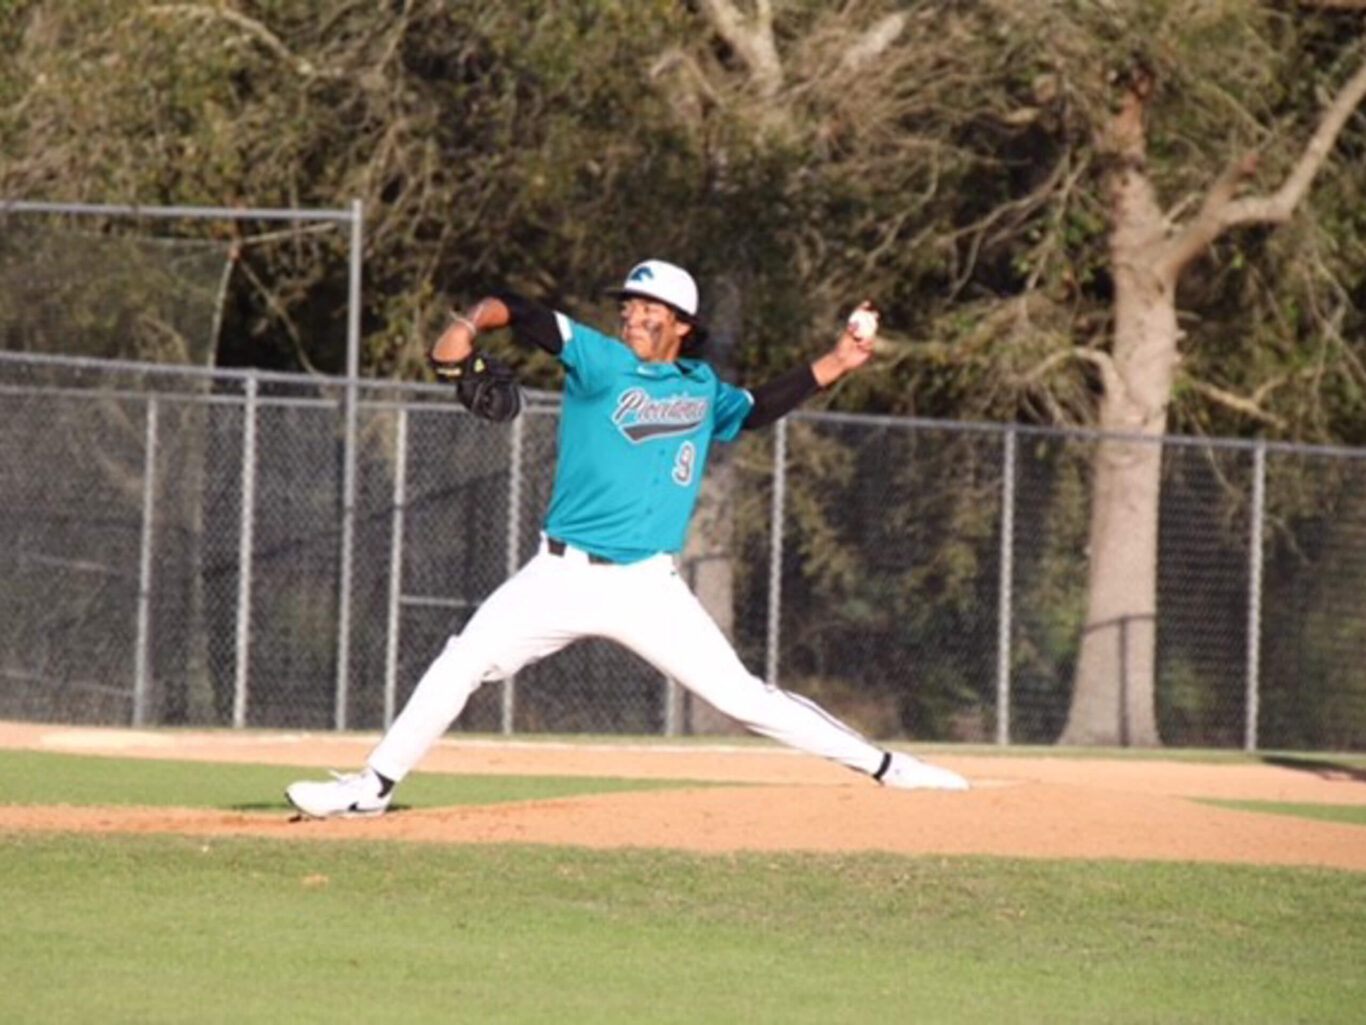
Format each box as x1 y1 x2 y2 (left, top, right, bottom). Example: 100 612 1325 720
433 352 523 422
846 305 879 342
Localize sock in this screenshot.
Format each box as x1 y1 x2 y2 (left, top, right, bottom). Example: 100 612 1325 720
370 769 396 798
872 751 892 782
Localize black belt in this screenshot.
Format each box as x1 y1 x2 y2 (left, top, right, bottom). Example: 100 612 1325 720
546 537 613 564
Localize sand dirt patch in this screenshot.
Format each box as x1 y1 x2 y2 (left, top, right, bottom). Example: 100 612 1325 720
2 721 1363 869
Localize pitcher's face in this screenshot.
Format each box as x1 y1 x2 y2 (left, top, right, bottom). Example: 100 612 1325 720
619 298 690 363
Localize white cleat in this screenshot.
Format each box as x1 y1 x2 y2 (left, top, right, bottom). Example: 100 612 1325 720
285 769 392 819
877 752 970 791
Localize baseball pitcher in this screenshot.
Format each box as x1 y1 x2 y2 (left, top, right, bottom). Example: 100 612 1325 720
286 259 969 817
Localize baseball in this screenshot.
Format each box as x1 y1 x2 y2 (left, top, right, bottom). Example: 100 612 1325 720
847 308 878 341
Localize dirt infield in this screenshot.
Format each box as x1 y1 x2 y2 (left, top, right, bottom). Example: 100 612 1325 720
3 721 1364 870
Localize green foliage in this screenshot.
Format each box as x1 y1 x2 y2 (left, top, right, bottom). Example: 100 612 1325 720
0 0 33 109
4 0 1363 432
0 227 228 361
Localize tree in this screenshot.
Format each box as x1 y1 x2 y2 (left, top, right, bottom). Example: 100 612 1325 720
5 0 1366 744
1060 14 1366 745
0 1 712 375
664 2 1366 744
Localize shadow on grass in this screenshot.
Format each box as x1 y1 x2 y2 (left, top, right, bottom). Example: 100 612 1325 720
1260 755 1366 784
229 802 416 814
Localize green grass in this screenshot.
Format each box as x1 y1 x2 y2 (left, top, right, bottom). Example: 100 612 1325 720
1200 799 1366 827
1 836 1363 1025
2 748 1365 1024
4 749 709 812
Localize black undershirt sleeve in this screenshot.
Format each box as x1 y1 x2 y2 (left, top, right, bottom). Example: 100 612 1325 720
742 364 821 430
490 289 563 355
487 289 817 426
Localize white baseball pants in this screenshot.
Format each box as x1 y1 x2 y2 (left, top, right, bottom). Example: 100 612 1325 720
367 537 885 782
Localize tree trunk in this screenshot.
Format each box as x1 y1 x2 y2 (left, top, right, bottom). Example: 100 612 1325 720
1062 393 1169 746
1061 82 1177 746
1062 262 1179 744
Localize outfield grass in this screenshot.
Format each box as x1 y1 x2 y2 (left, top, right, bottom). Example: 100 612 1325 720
2 836 1363 1025
2 750 1364 1024
1200 799 1366 827
4 749 707 811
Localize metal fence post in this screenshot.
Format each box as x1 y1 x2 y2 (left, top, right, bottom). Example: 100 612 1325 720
232 374 259 728
996 427 1016 745
765 419 788 686
383 406 408 729
501 413 524 735
132 397 158 726
334 198 364 730
1245 441 1266 751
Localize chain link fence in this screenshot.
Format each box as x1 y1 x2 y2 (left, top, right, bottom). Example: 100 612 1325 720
3 197 1364 751
3 350 1366 750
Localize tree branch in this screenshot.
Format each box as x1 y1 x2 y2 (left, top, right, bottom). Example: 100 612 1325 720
1182 376 1288 429
839 13 909 73
649 49 723 127
697 0 783 99
1159 53 1366 277
148 3 322 78
1068 346 1122 398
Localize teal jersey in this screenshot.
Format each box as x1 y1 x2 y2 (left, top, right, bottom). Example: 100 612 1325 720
543 315 754 563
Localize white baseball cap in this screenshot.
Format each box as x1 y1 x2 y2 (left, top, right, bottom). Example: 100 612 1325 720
604 259 699 320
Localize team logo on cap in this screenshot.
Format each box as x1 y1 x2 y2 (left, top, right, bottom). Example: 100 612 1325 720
612 388 707 442
628 265 655 282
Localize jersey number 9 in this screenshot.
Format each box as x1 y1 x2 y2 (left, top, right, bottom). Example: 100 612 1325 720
672 441 696 486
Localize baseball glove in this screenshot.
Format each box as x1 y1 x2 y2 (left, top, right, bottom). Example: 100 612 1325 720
433 352 522 423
